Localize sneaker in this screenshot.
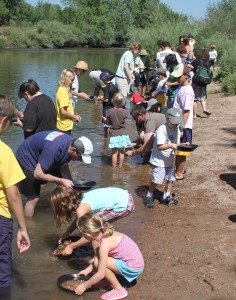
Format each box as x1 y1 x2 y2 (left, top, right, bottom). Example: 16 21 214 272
145 196 154 208
203 111 211 116
162 195 178 206
101 288 128 300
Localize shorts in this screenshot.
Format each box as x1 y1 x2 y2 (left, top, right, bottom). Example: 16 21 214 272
18 166 62 198
115 77 129 98
109 135 131 149
115 259 143 282
181 128 192 143
0 216 13 287
96 194 134 222
151 165 175 184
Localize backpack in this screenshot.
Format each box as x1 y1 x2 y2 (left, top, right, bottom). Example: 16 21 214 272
193 66 213 85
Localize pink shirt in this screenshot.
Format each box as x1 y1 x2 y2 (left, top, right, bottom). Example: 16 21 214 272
102 234 144 270
174 85 194 129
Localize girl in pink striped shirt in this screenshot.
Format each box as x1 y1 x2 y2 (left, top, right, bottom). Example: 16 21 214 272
74 212 144 300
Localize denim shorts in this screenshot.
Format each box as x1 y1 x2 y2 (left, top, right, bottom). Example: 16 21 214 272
181 128 192 143
151 165 175 184
0 216 13 287
115 259 143 282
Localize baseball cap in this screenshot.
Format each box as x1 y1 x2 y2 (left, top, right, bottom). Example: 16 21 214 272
166 107 182 125
146 98 158 111
73 136 93 164
99 71 112 81
170 64 190 78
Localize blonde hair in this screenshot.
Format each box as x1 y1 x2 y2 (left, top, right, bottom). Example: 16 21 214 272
49 187 82 227
77 212 113 239
112 92 124 107
58 69 75 91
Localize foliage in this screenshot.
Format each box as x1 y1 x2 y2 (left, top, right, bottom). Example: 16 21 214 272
0 0 235 94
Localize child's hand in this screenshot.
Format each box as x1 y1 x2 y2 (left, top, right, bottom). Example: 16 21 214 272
75 283 86 295
61 244 74 256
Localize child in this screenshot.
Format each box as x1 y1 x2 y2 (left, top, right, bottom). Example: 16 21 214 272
209 45 217 70
49 186 134 255
145 107 182 208
151 68 168 107
98 71 118 138
0 95 30 295
74 213 144 299
131 87 145 105
106 93 131 168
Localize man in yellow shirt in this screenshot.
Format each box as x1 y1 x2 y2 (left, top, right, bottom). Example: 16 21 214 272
0 95 30 296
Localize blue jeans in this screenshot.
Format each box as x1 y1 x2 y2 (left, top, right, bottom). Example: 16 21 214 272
0 216 13 287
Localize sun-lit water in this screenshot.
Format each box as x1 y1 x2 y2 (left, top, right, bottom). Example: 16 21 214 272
0 48 149 300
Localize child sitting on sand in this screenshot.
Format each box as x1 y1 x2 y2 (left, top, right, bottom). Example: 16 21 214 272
106 93 131 168
49 186 134 255
74 213 144 300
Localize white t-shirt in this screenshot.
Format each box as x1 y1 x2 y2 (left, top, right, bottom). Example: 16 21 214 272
156 48 182 69
209 50 217 61
71 73 79 103
116 50 134 79
150 124 180 167
173 85 194 129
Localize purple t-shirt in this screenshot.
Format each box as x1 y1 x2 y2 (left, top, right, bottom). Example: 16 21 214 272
15 131 72 172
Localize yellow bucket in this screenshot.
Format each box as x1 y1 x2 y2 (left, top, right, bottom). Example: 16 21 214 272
176 150 191 156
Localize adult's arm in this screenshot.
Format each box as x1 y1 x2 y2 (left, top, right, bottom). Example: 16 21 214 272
124 63 132 84
71 90 90 100
127 133 154 157
34 163 74 188
6 186 30 252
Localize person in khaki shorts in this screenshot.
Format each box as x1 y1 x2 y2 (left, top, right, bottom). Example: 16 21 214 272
72 60 90 103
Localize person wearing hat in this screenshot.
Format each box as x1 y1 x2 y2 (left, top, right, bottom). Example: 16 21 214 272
171 63 195 180
72 60 90 103
145 107 182 208
15 131 93 217
127 103 166 160
134 48 150 96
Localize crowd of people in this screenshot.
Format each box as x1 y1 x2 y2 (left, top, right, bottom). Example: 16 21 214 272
0 34 216 299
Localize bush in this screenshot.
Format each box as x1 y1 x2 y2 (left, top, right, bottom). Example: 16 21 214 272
221 72 236 95
0 37 6 48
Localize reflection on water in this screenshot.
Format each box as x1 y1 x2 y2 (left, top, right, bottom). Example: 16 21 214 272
0 48 150 300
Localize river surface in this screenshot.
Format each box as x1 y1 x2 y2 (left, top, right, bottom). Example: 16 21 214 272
0 48 150 300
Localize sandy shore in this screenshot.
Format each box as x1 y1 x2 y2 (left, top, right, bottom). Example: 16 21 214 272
128 91 236 300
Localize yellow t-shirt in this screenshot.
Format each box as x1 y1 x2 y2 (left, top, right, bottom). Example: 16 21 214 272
155 93 166 107
56 86 74 131
0 140 26 218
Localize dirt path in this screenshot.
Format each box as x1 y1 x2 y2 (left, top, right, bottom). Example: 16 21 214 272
129 91 236 300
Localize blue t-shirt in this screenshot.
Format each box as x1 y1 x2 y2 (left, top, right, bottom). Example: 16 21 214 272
81 187 129 212
15 131 72 172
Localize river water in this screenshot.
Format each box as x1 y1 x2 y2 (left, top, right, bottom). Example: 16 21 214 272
0 48 150 300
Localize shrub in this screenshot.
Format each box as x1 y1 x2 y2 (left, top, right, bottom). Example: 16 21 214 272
0 37 6 48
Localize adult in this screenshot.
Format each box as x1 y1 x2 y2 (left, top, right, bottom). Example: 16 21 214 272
89 68 115 98
15 131 93 217
191 49 211 118
115 43 142 103
56 69 81 135
15 79 56 139
0 95 30 296
134 49 150 96
156 41 182 70
72 60 90 103
127 101 166 158
209 45 217 70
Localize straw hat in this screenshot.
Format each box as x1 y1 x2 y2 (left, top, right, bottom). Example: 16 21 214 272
139 49 149 56
74 61 88 70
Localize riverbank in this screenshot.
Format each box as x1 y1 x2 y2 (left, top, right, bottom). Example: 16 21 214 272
128 91 236 300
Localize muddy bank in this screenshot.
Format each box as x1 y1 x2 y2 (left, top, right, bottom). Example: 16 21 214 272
128 92 236 300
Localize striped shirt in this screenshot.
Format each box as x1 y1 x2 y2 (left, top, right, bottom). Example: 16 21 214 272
109 234 144 270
